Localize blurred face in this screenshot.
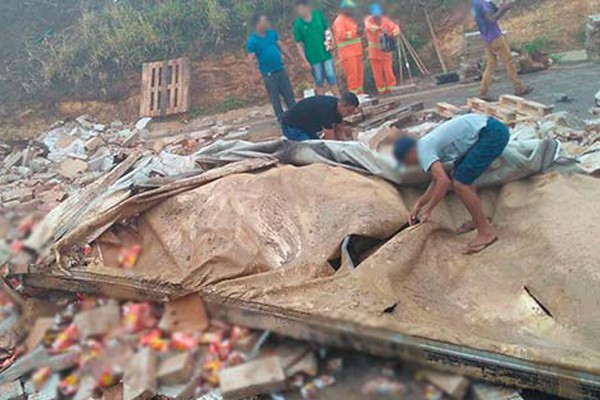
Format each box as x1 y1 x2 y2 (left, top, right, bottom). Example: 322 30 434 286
338 103 357 117
296 5 311 19
256 16 269 32
342 8 354 17
404 147 419 165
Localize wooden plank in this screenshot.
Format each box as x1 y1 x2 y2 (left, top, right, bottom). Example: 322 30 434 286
486 105 517 124
358 102 423 130
203 294 600 400
467 98 489 113
436 102 461 119
498 94 522 109
499 95 554 118
517 99 554 118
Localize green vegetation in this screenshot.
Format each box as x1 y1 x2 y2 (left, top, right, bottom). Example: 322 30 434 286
0 0 458 106
521 37 558 56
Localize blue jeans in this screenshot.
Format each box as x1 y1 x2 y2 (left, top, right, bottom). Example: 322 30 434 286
263 69 296 123
282 124 319 141
311 59 337 87
454 117 510 185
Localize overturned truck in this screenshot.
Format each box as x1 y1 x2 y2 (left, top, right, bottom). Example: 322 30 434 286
7 138 600 399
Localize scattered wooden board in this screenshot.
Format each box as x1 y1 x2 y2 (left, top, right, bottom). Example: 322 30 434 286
499 95 554 117
358 102 424 130
436 102 462 119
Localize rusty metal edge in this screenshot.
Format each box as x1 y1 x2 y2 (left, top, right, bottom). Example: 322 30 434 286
203 294 600 400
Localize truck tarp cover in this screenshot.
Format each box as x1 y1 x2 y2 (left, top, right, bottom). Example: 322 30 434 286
23 139 600 376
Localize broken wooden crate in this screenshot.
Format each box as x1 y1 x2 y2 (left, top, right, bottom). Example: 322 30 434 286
140 57 191 118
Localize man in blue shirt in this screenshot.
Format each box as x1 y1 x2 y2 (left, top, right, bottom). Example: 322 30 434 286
247 14 296 123
393 114 510 254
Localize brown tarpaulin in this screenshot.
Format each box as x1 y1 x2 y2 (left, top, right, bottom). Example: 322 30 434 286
21 164 600 376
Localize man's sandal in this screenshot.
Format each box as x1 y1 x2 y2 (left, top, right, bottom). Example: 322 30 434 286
463 237 499 255
456 218 493 235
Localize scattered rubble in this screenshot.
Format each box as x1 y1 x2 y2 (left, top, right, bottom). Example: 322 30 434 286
1 90 600 400
219 356 286 399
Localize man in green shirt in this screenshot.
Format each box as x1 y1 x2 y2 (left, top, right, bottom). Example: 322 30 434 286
294 0 340 96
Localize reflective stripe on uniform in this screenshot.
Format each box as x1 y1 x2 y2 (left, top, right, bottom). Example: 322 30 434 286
368 42 380 49
338 37 362 48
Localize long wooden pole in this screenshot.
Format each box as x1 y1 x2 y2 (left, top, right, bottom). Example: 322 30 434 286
405 37 429 75
399 35 413 81
423 5 448 73
397 39 405 85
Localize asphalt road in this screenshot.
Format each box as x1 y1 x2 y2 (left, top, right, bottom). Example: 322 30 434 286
396 62 600 119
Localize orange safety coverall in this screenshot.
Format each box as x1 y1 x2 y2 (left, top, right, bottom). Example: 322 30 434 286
364 16 400 94
332 14 364 94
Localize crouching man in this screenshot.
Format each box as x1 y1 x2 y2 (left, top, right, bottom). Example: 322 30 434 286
281 92 359 141
393 114 510 254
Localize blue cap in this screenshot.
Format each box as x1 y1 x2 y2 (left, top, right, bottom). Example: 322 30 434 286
393 136 417 163
369 3 383 17
341 0 357 9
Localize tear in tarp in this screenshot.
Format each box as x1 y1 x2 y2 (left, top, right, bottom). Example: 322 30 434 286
15 138 600 377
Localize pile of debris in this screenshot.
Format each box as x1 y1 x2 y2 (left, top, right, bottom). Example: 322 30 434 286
586 14 600 62
0 108 281 269
2 89 600 400
0 286 531 400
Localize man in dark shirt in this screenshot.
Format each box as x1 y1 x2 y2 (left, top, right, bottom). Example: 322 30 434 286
281 92 359 141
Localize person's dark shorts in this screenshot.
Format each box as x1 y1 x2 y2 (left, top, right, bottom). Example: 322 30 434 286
454 117 510 185
282 124 320 141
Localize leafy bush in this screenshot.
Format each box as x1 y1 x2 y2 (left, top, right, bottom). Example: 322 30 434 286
521 37 558 55
2 0 457 102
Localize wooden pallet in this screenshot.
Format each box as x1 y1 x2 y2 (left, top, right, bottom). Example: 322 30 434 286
437 95 554 125
140 57 191 118
499 95 554 118
435 102 462 119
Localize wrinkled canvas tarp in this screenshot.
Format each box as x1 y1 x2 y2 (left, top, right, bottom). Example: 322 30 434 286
193 137 565 187
18 137 600 378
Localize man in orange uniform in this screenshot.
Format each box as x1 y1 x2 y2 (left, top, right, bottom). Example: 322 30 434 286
365 3 400 95
332 0 364 95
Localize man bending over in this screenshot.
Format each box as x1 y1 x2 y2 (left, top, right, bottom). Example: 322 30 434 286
281 92 359 141
393 114 510 254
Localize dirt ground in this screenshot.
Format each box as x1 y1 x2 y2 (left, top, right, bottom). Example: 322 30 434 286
395 62 600 118
150 61 600 143
1 0 594 142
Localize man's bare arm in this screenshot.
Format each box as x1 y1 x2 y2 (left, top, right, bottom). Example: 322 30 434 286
247 53 261 80
296 43 311 69
484 3 514 23
420 162 452 221
247 53 258 68
409 181 435 225
278 40 294 63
